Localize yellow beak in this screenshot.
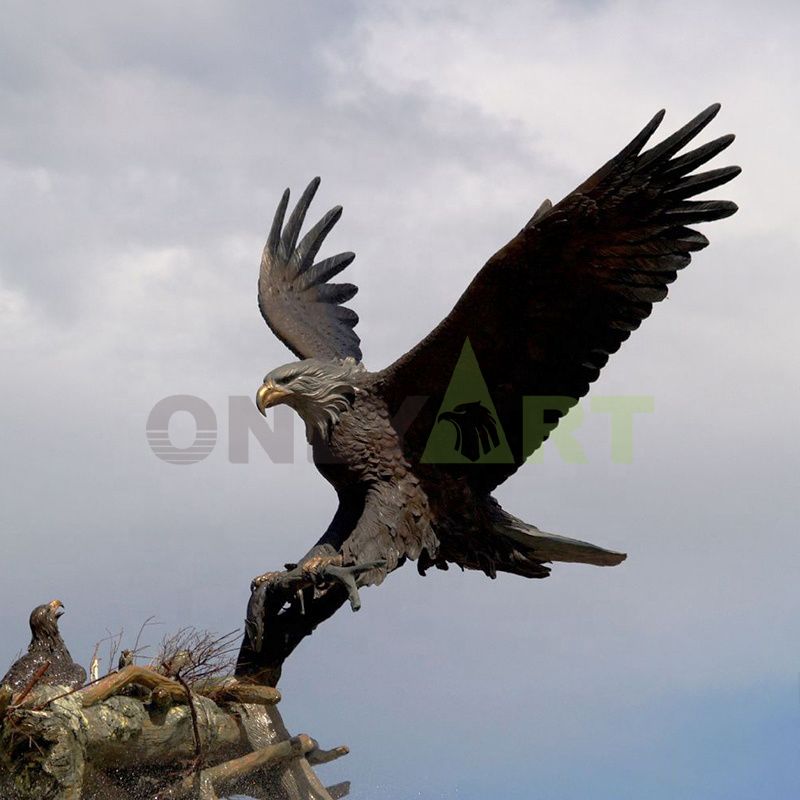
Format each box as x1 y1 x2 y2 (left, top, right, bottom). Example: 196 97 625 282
256 383 290 415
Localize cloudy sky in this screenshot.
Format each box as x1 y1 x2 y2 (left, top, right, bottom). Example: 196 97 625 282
1 1 798 797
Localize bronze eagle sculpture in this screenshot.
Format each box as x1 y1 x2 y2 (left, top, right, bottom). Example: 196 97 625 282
1 601 86 692
244 104 738 662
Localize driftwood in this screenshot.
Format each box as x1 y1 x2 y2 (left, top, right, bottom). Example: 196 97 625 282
154 735 316 800
75 666 281 710
0 550 361 798
0 667 348 800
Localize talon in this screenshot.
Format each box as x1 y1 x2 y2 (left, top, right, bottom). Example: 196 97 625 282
300 554 343 578
251 570 287 592
324 565 362 611
320 560 386 612
245 556 386 652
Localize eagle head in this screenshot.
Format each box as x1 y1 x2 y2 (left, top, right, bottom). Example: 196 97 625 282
256 357 362 441
29 600 65 641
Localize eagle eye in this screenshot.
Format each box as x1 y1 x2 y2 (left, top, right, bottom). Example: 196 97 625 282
274 373 295 387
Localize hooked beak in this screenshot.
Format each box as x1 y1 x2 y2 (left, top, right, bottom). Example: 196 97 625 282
256 382 290 416
49 599 65 618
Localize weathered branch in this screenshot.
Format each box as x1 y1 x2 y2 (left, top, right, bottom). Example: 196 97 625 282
237 579 350 686
1 553 353 798
233 703 339 800
1 677 347 800
77 666 191 707
236 540 384 687
72 665 281 709
202 682 281 706
307 745 349 766
154 734 317 800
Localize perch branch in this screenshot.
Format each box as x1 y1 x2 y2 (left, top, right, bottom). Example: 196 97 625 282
202 682 281 706
77 665 191 707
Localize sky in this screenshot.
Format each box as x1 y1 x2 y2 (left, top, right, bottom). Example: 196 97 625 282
1 1 798 797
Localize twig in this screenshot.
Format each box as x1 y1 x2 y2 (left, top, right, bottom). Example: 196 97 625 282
88 641 101 677
157 627 240 685
30 667 128 711
105 627 124 674
132 615 160 656
11 662 50 706
88 627 127 678
176 671 203 775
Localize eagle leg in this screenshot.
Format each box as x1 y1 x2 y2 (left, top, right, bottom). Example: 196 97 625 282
250 554 384 616
240 520 386 684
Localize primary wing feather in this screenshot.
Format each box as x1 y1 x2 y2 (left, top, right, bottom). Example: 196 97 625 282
259 177 362 362
379 104 739 492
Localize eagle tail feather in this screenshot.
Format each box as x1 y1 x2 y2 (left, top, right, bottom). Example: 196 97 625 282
489 504 627 569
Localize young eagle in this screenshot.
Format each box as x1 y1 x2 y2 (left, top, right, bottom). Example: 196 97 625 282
1 601 86 692
251 104 739 611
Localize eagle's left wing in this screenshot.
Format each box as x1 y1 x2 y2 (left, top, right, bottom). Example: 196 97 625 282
258 177 362 362
379 104 739 492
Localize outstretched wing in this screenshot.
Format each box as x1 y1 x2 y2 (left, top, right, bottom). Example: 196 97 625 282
380 104 739 492
259 177 361 362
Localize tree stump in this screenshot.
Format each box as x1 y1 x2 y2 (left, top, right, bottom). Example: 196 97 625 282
0 668 348 800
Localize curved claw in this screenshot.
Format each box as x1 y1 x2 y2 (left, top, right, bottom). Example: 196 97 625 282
320 560 386 612
245 557 386 652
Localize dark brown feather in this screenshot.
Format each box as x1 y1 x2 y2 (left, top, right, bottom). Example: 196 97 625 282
379 104 739 494
258 177 362 362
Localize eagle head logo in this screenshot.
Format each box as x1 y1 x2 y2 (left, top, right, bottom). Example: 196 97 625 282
437 401 500 462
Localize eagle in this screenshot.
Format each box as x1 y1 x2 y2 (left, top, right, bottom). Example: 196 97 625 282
250 104 739 623
1 601 86 693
